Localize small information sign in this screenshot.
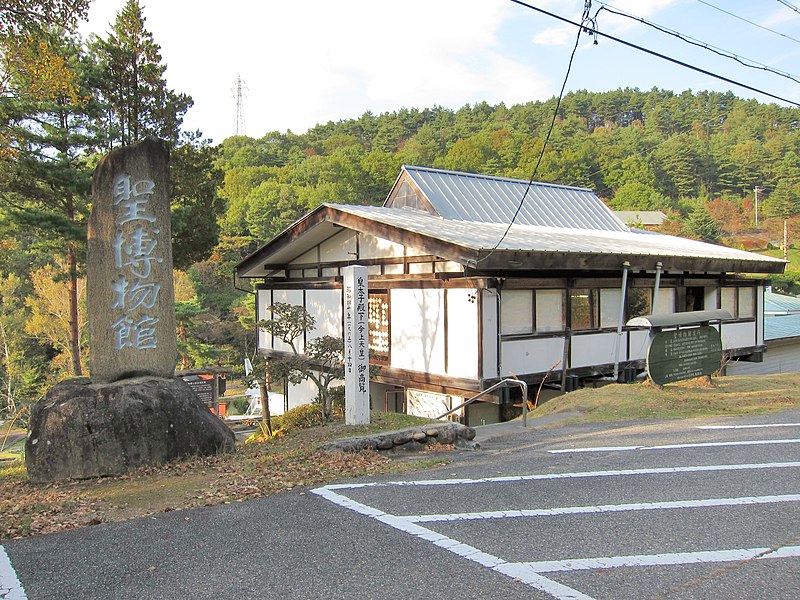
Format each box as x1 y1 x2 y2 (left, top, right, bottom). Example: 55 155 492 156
647 326 722 386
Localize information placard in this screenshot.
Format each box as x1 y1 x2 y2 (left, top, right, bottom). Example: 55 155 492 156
647 326 722 386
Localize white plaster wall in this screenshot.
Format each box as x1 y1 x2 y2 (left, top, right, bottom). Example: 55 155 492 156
571 332 621 367
482 290 499 379
447 289 479 379
306 289 342 339
501 337 565 376
271 289 305 352
256 289 271 351
319 230 357 262
720 321 756 350
705 287 718 309
286 378 320 409
757 285 765 345
359 233 405 259
390 288 446 375
628 330 650 361
290 247 317 266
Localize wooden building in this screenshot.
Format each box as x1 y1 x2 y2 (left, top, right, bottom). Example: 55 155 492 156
235 166 786 424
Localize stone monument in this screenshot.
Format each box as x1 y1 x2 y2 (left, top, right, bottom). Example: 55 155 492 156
87 137 176 382
26 139 235 483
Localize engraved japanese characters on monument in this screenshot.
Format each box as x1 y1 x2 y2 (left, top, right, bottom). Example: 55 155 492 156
343 265 370 425
87 139 177 383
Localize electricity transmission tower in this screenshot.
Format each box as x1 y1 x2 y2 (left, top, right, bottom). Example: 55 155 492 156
233 74 247 136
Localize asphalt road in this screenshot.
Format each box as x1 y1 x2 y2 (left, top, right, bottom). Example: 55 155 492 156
2 409 800 600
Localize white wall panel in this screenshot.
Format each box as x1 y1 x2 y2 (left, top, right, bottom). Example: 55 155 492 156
571 332 621 367
501 337 565 376
720 321 756 350
306 289 342 339
359 234 405 259
482 290 499 379
447 289 479 379
319 230 356 262
290 248 317 266
271 289 304 352
257 289 271 351
390 288 446 375
628 329 650 361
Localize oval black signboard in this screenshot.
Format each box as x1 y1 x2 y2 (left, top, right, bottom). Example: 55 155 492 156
647 326 722 386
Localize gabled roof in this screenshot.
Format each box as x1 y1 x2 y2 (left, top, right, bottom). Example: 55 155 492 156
235 202 787 277
387 165 628 232
235 165 786 278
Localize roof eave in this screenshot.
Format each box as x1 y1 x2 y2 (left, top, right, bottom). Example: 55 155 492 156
471 250 786 275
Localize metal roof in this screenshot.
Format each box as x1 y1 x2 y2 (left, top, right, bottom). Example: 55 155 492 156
765 290 800 315
396 165 629 232
330 203 787 269
765 313 800 340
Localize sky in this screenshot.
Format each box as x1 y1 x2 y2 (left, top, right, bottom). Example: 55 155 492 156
80 0 800 144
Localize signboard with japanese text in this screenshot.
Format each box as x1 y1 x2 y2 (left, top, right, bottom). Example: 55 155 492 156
647 326 722 386
87 139 177 383
343 266 370 425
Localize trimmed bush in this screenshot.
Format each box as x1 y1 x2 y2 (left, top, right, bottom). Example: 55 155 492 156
280 403 325 431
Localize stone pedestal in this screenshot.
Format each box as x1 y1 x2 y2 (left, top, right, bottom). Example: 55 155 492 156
25 377 236 483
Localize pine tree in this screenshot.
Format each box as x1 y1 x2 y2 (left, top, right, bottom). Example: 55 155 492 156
91 0 192 148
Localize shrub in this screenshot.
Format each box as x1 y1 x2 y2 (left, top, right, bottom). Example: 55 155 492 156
280 403 325 431
328 386 345 416
228 396 250 415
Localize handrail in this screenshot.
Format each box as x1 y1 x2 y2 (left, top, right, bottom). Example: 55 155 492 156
435 378 530 426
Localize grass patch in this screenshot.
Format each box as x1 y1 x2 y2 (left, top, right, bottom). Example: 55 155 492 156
0 410 446 541
532 373 800 422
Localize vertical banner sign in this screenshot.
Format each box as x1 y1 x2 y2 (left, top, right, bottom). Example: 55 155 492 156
87 139 177 383
343 266 370 425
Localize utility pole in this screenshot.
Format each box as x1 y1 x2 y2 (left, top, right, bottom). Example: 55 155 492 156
233 74 247 136
754 186 762 226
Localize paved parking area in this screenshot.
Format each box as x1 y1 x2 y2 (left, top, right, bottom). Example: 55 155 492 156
313 420 800 599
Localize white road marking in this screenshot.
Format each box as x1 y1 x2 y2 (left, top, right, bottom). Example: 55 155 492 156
522 545 800 572
697 423 800 430
0 545 26 600
324 461 800 491
548 438 800 454
404 493 800 523
313 460 800 600
312 486 591 599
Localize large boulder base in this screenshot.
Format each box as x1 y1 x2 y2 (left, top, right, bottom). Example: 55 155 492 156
25 376 236 483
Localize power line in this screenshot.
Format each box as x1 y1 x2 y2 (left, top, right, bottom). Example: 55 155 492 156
696 0 800 46
776 0 800 16
596 2 800 85
511 0 800 107
476 1 593 264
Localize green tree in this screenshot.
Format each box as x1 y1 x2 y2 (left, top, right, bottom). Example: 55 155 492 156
170 136 224 269
1 29 98 376
684 206 722 244
91 0 192 148
0 1 89 35
257 303 344 420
